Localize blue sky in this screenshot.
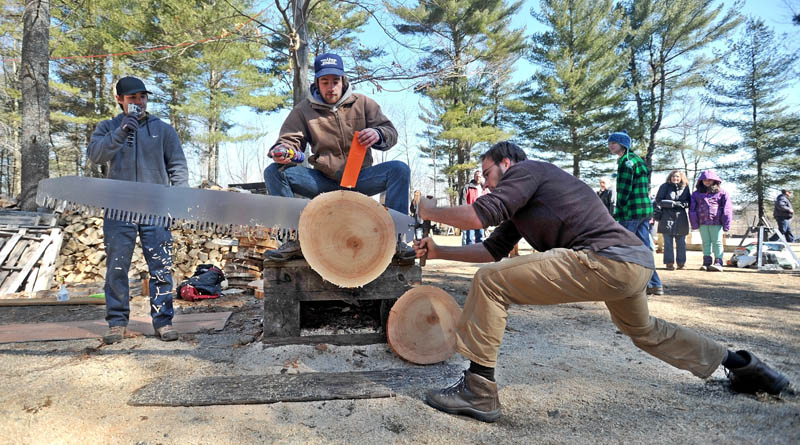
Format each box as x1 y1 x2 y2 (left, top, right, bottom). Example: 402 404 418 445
212 0 799 193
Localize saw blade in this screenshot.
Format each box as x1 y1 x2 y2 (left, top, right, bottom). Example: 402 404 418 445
36 176 414 240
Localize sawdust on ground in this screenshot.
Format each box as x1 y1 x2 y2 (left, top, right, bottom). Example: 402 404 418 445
0 236 798 444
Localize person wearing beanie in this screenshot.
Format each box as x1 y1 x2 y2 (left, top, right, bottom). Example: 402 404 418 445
608 131 663 295
411 141 790 423
772 189 794 242
689 170 733 271
87 76 188 344
263 52 412 263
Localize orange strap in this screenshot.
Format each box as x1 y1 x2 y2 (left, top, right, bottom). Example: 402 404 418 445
340 131 368 188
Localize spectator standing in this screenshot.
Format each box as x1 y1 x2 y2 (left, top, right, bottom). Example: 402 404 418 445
461 171 485 245
597 177 614 216
689 170 733 272
410 190 422 219
608 131 662 295
773 190 794 242
655 170 690 270
87 76 188 344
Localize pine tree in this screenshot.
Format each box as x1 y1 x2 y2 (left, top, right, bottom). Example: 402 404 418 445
516 0 629 178
388 0 525 201
623 0 741 176
707 18 800 219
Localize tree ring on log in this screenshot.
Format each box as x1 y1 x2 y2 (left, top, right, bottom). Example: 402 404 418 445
387 285 462 365
298 190 396 288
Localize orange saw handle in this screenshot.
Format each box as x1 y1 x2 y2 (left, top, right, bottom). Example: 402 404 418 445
340 131 368 188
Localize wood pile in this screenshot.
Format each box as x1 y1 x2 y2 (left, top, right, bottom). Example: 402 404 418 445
0 227 63 295
0 207 285 296
54 213 243 287
0 210 62 295
223 228 280 288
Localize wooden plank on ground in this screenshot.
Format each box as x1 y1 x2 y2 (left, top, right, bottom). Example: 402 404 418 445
33 229 64 291
0 229 26 266
128 365 462 407
0 240 31 294
23 267 38 293
0 311 231 343
0 297 106 307
0 232 52 294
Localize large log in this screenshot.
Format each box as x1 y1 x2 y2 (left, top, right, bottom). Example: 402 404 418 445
387 286 462 365
298 191 396 288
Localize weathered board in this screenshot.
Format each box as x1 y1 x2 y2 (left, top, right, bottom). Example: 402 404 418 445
128 365 462 407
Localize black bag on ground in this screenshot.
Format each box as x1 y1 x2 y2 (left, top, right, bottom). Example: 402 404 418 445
177 264 225 300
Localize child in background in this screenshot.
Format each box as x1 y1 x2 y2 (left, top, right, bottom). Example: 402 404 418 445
689 170 733 271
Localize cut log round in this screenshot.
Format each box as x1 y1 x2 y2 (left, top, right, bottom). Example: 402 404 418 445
298 190 396 288
387 285 462 365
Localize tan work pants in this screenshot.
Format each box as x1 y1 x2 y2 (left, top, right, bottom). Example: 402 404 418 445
456 248 726 378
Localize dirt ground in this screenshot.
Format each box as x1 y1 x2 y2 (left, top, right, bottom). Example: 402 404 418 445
0 237 798 445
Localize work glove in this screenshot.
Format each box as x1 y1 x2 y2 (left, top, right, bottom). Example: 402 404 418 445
121 115 140 133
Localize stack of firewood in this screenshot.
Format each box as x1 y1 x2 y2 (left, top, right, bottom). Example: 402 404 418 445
54 214 238 286
223 229 280 288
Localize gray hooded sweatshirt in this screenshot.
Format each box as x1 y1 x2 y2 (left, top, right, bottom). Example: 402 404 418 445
88 113 189 187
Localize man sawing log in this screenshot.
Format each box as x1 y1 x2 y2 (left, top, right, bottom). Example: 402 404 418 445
412 141 791 423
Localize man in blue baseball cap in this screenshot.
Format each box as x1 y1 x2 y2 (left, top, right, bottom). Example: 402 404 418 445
264 52 413 263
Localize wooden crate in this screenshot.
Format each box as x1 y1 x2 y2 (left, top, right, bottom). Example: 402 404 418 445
262 259 421 342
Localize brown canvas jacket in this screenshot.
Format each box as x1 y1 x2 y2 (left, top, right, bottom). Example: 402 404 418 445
273 86 397 181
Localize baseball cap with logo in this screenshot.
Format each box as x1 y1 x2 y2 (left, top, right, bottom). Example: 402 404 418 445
115 76 152 96
314 53 345 79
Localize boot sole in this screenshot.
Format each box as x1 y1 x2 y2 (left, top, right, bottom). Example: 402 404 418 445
424 396 502 423
732 375 790 395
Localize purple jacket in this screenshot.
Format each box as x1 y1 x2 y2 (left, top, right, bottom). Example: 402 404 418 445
689 170 733 231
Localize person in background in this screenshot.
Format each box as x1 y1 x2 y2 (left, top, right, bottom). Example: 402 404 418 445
608 131 662 295
87 76 188 344
655 170 690 270
689 170 733 272
597 177 614 216
461 171 485 245
410 189 422 219
772 189 794 242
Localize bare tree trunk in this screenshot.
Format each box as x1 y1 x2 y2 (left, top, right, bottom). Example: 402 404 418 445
292 0 310 106
19 0 50 210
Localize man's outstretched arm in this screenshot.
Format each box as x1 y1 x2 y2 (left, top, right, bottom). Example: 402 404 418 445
419 200 483 230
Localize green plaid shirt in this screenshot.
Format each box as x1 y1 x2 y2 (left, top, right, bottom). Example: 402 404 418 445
614 149 652 221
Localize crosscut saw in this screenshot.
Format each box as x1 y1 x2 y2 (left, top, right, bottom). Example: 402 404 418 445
36 176 414 241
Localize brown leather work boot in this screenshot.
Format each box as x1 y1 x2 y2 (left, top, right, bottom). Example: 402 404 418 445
264 239 302 262
424 370 502 422
102 326 126 345
727 350 790 395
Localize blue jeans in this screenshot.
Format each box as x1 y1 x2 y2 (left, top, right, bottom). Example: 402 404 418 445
103 218 175 330
620 218 661 288
264 160 410 214
464 229 484 245
777 219 795 243
663 234 686 265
